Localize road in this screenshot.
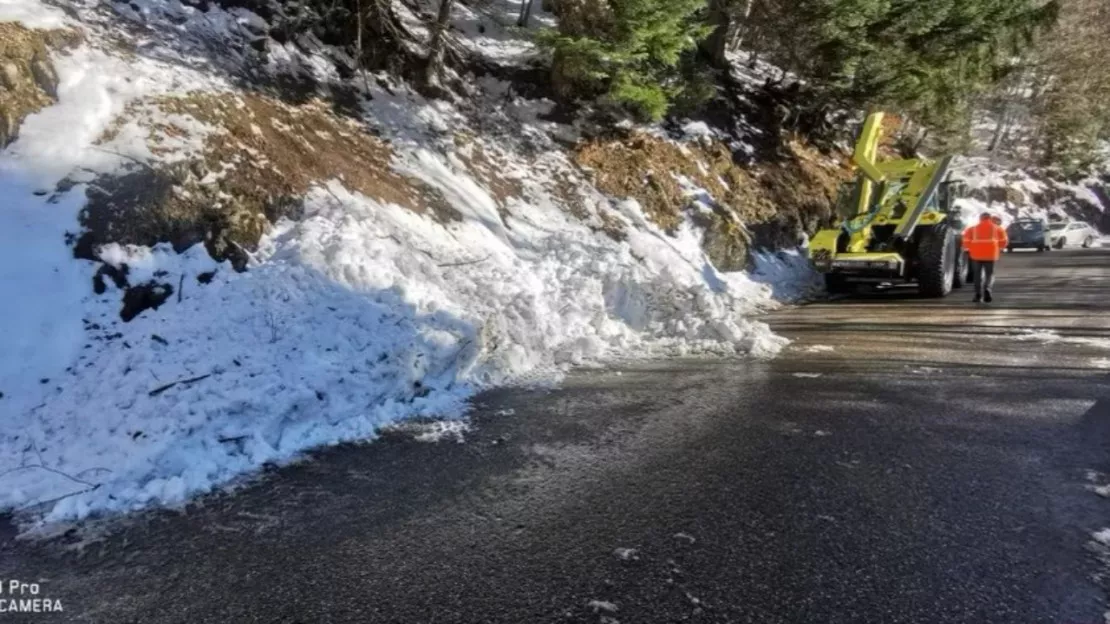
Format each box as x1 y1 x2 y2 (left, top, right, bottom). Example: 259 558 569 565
3 249 1110 623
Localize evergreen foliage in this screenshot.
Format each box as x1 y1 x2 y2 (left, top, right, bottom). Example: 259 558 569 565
540 0 710 120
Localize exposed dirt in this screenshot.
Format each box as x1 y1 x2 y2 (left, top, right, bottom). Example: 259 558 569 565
76 90 470 319
121 281 175 322
575 132 850 270
453 133 525 210
0 23 80 147
151 92 458 221
78 91 460 272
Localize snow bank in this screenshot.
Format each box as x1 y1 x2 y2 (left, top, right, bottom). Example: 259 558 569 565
0 0 807 523
3 176 788 522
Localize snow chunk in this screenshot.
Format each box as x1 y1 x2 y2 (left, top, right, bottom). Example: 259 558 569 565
1094 528 1110 546
613 547 639 561
587 600 619 614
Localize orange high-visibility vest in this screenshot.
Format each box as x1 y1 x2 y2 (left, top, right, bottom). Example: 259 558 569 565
962 221 1009 262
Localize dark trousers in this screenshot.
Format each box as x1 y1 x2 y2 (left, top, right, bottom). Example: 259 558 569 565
971 260 995 296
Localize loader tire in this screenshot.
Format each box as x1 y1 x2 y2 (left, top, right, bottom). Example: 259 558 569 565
825 273 851 295
952 250 968 289
917 223 956 298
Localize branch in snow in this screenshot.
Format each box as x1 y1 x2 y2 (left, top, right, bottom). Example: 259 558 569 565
437 255 491 268
0 464 101 489
148 373 213 397
90 146 157 173
19 485 102 513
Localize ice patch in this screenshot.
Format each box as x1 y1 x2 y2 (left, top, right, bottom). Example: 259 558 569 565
381 419 470 444
1012 329 1110 350
800 345 835 353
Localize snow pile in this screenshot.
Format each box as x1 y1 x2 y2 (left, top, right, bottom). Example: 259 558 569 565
0 0 809 523
749 248 825 302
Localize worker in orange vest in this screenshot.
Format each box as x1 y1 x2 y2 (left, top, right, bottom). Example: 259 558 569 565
962 213 1009 303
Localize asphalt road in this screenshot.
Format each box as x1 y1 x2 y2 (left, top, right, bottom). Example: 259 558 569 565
4 249 1110 624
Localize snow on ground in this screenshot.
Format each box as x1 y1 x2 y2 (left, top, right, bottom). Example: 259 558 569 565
955 156 1106 225
750 248 824 302
0 0 813 523
449 0 554 65
0 0 67 27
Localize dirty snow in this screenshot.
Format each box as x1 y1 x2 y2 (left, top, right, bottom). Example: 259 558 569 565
0 0 814 523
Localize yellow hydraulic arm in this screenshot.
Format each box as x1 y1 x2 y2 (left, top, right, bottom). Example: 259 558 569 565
836 112 953 250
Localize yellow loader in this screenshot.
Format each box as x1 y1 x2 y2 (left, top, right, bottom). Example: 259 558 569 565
809 112 969 297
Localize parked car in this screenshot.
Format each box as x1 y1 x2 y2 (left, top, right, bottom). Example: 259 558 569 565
1047 221 1100 249
1006 219 1050 252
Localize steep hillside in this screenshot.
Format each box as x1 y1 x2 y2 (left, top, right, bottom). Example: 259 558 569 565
0 0 831 524
954 157 1109 230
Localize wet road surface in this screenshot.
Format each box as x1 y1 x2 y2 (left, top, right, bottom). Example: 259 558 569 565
3 249 1110 623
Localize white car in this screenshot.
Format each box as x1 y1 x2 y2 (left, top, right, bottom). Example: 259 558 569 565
1047 221 1100 249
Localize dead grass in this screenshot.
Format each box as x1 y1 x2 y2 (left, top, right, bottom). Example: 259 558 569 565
80 91 466 268
152 92 458 222
453 133 525 207
575 133 847 229
574 131 852 267
0 23 81 146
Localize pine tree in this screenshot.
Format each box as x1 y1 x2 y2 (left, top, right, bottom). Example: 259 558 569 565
425 0 457 90
736 0 1057 133
541 0 711 120
1028 0 1110 174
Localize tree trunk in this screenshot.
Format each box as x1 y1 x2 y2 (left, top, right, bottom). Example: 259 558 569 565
988 110 1012 152
700 0 733 69
911 127 930 154
518 0 535 27
729 0 754 51
355 0 372 95
425 0 456 89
